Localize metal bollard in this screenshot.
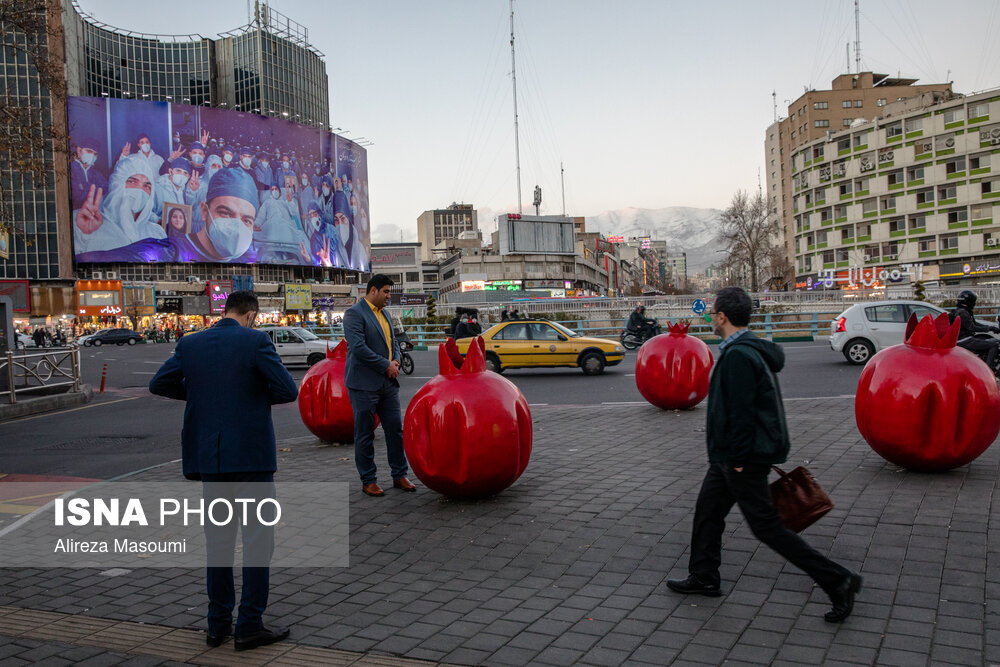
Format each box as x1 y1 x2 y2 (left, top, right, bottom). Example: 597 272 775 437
99 362 108 393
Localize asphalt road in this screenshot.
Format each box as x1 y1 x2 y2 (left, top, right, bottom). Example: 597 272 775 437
0 338 863 480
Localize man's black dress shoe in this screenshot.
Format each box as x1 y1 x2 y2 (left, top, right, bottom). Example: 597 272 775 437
206 630 230 647
666 575 722 597
825 572 862 623
234 625 290 651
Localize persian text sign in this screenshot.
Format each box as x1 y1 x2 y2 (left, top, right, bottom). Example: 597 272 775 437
284 284 313 311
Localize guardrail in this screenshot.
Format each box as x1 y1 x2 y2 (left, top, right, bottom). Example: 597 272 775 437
1 347 82 404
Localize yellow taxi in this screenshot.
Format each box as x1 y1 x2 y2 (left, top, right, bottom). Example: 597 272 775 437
456 318 625 375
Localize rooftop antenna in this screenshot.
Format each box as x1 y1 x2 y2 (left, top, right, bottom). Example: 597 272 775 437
846 42 850 72
854 0 862 74
560 162 566 216
509 0 522 214
772 90 777 122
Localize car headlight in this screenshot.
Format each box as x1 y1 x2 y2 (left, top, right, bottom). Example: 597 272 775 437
614 345 624 353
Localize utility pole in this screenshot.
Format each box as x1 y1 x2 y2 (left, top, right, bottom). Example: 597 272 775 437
510 0 522 214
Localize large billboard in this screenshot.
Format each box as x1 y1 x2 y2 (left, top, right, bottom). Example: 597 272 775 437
67 97 370 270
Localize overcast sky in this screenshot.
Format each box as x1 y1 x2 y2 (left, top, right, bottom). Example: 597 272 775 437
78 0 1000 241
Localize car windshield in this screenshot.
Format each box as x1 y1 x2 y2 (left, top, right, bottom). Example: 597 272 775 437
292 327 319 341
548 321 581 338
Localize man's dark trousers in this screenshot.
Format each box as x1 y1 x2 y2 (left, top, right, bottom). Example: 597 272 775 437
201 471 275 638
689 462 848 592
350 377 407 484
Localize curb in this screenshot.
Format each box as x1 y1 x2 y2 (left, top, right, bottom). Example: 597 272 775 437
0 385 94 422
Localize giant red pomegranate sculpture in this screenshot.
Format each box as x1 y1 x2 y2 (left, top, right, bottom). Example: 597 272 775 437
404 337 532 498
856 312 1000 471
635 321 713 410
298 339 363 443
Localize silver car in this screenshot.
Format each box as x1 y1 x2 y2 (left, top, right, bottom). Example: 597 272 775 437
258 326 335 367
829 300 945 364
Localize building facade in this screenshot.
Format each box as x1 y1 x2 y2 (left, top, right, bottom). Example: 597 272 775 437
1 0 348 325
416 204 479 261
766 72 954 277
782 88 1000 288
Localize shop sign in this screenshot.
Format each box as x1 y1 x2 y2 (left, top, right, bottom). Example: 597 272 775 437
804 264 924 290
484 280 522 291
183 295 210 315
389 293 429 305
156 297 183 314
371 246 417 268
0 280 30 312
524 279 573 289
207 280 232 314
607 235 625 243
940 260 1000 278
312 296 356 309
461 280 485 292
284 284 313 311
77 280 123 316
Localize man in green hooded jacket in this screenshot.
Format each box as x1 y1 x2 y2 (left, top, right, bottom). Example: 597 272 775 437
667 287 861 623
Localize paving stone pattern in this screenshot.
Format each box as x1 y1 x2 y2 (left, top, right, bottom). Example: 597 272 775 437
1 398 999 665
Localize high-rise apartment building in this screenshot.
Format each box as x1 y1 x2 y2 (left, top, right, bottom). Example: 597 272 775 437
416 204 479 261
776 85 1000 288
765 73 953 279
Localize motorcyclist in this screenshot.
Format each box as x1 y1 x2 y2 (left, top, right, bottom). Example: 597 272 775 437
627 305 657 342
950 289 1000 369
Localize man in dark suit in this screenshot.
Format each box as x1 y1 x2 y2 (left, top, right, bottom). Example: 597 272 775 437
344 274 416 496
149 291 298 651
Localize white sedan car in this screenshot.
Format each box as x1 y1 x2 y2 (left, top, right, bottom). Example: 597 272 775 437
830 300 945 364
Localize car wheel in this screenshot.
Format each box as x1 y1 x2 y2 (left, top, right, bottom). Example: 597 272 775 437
92 339 102 347
307 352 324 367
843 338 875 365
580 352 606 376
485 352 503 374
127 338 137 345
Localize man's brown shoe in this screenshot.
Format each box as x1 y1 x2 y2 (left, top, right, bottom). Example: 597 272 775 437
393 477 417 492
362 483 385 496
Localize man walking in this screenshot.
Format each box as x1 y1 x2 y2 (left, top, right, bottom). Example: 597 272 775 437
667 286 861 623
150 291 298 650
343 274 416 496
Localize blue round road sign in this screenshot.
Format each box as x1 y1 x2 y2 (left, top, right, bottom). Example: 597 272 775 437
692 299 706 315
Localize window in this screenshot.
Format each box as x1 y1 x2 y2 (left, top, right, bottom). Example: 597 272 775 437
888 217 905 233
842 100 852 108
815 187 826 203
876 99 886 107
907 165 925 182
854 100 864 108
865 305 905 323
940 234 959 250
916 188 934 205
947 208 968 224
885 121 902 138
935 133 956 151
814 101 829 110
971 153 990 170
843 118 854 127
822 250 834 264
882 241 899 257
983 179 1000 194
944 108 965 124
835 203 848 218
945 157 966 174
529 322 562 341
970 102 990 119
813 145 825 159
842 227 854 241
819 208 831 222
852 133 867 148
423 273 439 283
839 182 852 196
833 160 847 177
909 214 927 230
837 137 850 152
405 271 420 282
887 170 904 186
972 203 992 220
861 198 877 214
880 196 896 211
857 223 872 237
904 117 922 133
815 119 830 128
495 323 529 340
855 176 869 192
938 185 957 201
918 237 937 252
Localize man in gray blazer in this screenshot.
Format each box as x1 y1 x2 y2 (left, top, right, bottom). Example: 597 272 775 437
343 274 416 496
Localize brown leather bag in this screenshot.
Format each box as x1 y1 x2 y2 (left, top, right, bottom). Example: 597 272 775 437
769 466 834 533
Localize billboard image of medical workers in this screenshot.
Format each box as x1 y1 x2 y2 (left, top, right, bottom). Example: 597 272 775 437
68 97 370 270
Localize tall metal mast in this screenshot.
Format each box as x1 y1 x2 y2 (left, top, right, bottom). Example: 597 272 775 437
510 0 522 214
560 162 566 216
854 0 861 74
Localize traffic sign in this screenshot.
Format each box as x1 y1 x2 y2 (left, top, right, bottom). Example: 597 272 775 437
692 299 707 315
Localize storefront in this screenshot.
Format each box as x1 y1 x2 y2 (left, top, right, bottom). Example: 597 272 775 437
76 280 124 330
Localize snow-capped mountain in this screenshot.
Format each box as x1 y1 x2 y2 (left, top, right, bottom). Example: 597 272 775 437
585 206 725 275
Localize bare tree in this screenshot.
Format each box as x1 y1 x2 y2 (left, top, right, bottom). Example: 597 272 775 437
0 0 68 240
717 190 784 292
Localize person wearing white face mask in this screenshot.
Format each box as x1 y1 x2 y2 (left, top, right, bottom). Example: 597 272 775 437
255 186 312 264
70 136 108 211
221 145 236 168
254 153 274 205
332 190 360 269
188 154 222 234
297 171 317 224
171 167 259 263
118 133 164 175
154 157 194 224
73 154 166 256
272 154 295 201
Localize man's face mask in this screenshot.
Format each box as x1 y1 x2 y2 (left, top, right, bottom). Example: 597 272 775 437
207 209 253 260
80 150 97 166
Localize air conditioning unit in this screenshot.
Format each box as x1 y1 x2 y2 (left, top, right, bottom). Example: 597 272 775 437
105 271 118 280
945 138 955 147
884 254 898 260
91 271 103 280
186 275 200 283
863 255 873 262
988 238 998 247
991 137 1000 146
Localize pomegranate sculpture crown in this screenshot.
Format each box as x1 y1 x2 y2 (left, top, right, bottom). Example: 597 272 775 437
903 312 959 349
325 338 347 361
667 320 691 335
440 336 486 375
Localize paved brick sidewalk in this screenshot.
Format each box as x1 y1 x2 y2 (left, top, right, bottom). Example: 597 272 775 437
1 397 999 665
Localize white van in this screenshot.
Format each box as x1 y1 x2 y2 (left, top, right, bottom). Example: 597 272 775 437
258 326 335 366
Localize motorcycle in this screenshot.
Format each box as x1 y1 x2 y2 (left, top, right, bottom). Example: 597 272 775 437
958 314 1000 381
396 328 415 375
619 319 662 350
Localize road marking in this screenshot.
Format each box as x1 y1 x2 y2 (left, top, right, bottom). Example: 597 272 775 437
1 396 142 424
528 403 549 407
625 373 635 376
131 371 156 375
143 361 163 364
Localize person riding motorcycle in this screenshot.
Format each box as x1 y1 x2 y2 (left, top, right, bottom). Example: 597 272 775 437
627 305 658 342
950 289 1000 369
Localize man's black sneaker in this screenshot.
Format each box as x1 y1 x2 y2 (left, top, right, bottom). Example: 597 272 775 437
234 626 290 651
666 575 722 597
825 572 862 623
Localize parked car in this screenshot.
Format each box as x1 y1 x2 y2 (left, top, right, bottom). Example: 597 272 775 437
15 332 32 349
85 328 144 347
258 326 334 366
454 318 625 375
830 300 952 364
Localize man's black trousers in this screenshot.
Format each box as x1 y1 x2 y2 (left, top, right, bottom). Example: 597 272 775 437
688 462 848 592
